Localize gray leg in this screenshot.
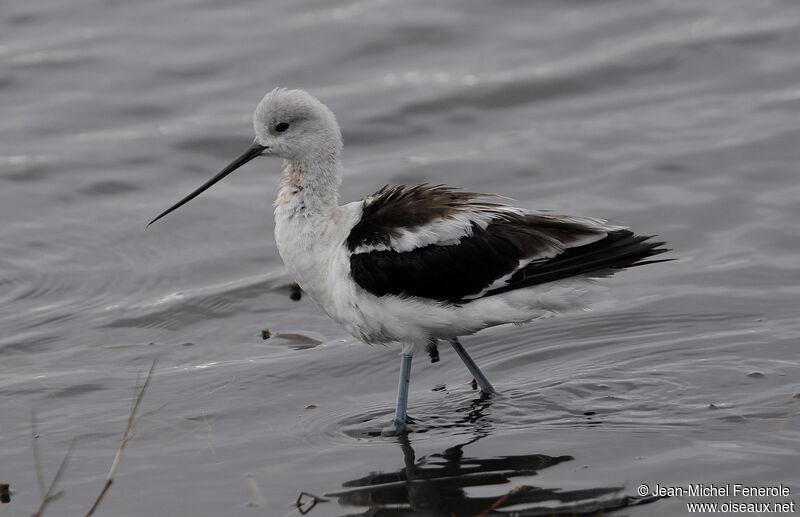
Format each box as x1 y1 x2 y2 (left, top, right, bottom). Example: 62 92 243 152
449 338 497 396
383 353 413 436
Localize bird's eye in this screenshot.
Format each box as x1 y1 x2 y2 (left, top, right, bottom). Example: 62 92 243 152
275 122 289 133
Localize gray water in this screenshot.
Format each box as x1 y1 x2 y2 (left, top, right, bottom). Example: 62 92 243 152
2 0 800 515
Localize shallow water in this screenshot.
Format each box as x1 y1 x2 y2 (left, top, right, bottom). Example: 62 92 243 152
2 0 800 515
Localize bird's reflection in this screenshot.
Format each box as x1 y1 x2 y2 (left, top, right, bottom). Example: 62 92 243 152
326 396 660 516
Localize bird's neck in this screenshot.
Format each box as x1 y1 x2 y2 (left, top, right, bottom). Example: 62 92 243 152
274 155 341 215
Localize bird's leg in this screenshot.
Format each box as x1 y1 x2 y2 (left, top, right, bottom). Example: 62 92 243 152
382 352 413 436
449 338 497 396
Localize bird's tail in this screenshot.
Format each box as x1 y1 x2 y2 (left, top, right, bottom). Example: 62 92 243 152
483 230 672 297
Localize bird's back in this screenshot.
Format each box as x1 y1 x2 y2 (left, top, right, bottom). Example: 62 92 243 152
347 184 670 304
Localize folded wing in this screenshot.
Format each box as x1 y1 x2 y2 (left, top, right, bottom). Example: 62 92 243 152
347 185 670 303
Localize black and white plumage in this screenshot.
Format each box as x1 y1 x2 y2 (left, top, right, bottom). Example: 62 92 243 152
348 184 667 304
149 88 671 435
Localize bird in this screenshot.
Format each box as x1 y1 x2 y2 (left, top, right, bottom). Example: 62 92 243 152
149 88 670 435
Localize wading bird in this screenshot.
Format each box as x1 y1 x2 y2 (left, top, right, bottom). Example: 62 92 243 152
149 88 669 435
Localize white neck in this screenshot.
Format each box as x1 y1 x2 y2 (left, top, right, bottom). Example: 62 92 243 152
274 154 342 215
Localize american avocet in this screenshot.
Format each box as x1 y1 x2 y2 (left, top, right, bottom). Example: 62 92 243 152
149 88 670 435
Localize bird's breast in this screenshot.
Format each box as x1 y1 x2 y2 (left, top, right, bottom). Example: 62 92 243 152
273 199 362 319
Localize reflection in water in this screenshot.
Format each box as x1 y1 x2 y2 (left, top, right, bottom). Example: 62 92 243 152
326 398 660 516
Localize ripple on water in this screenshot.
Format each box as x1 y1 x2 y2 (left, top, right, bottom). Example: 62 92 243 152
100 273 293 331
0 222 181 349
304 302 799 442
2 0 800 514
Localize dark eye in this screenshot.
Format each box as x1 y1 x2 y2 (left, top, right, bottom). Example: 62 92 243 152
275 122 289 133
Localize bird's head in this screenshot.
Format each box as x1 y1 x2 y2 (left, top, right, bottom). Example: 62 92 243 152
253 88 342 162
148 88 341 226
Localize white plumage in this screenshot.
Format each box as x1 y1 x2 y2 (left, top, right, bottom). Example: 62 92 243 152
150 88 670 435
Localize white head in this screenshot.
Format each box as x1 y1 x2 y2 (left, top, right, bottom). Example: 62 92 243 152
253 88 342 162
149 88 342 225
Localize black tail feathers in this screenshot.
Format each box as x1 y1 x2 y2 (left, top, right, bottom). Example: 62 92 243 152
483 230 672 297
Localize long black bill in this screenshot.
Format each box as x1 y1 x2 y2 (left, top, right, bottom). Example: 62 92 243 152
147 141 267 227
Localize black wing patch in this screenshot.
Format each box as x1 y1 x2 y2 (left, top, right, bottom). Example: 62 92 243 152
349 215 670 303
346 184 502 252
481 229 670 298
350 222 521 301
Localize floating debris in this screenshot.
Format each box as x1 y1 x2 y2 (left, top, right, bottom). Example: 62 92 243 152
179 342 193 347
304 404 318 410
275 282 303 301
260 329 322 348
289 283 303 301
0 483 9 504
276 333 323 346
747 372 765 378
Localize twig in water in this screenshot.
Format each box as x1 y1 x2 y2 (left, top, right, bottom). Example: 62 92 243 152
30 412 76 517
296 491 328 515
476 485 532 517
85 359 157 517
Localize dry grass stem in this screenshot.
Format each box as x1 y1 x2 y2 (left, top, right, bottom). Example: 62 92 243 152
295 491 328 515
30 413 76 517
85 359 157 517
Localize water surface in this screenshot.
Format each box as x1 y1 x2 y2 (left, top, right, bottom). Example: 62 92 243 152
2 0 800 515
